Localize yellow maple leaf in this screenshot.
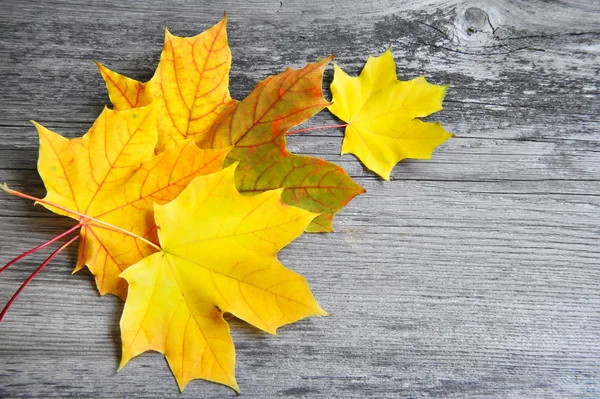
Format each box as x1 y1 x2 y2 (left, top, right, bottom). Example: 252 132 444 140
35 103 229 298
119 165 327 391
96 15 231 152
329 49 453 180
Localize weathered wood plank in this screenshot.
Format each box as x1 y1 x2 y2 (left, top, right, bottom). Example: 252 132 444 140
1 0 599 397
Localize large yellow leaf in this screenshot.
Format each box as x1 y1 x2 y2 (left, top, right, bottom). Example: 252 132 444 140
96 15 231 152
119 165 326 391
36 103 229 298
329 49 453 180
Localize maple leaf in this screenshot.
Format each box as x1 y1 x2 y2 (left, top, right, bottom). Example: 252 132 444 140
96 15 231 152
329 49 453 180
35 103 229 298
198 58 366 232
119 165 326 392
97 18 364 232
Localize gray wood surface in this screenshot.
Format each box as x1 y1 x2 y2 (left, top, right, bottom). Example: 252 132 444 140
1 0 599 397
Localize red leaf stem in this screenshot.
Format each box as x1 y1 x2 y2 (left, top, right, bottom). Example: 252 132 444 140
0 234 79 323
286 124 348 135
0 224 82 275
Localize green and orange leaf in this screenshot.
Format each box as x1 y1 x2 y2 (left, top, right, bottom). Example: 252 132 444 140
36 103 229 298
198 58 365 232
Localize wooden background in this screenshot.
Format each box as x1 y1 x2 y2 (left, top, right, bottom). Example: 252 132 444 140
1 0 598 397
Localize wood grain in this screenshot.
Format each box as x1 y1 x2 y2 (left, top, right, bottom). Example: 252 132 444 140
0 0 599 397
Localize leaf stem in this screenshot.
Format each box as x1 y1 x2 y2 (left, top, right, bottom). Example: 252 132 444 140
0 223 82 275
0 234 79 323
0 183 161 252
286 124 348 134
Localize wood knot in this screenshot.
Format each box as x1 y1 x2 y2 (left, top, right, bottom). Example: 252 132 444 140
464 7 490 34
451 4 502 46
453 4 499 42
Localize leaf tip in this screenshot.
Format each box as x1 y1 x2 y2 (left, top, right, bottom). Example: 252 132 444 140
93 60 110 77
226 160 240 175
220 145 235 160
440 83 451 100
228 378 241 394
116 356 129 373
30 120 51 138
378 170 392 181
317 306 330 317
176 379 188 393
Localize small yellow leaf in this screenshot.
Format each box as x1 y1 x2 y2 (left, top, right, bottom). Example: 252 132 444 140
329 49 453 180
119 165 327 391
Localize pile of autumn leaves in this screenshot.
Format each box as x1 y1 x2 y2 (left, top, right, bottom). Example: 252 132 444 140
2 16 451 392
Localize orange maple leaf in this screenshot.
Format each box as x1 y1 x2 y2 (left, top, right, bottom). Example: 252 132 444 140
35 103 229 298
96 15 231 152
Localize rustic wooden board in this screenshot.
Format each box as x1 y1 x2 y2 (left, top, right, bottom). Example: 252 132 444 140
0 0 599 397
